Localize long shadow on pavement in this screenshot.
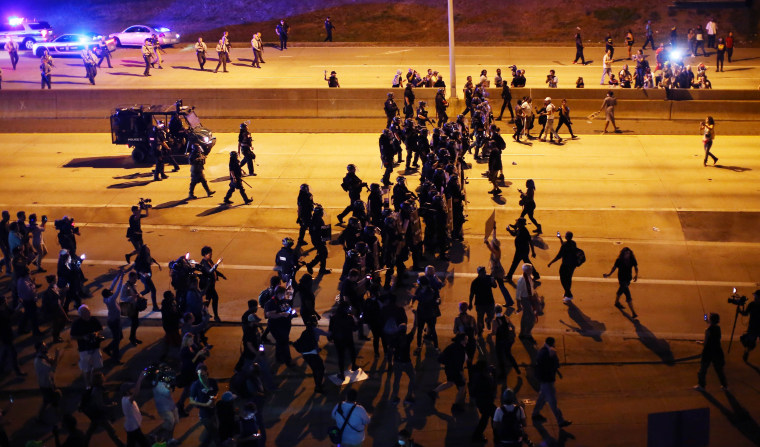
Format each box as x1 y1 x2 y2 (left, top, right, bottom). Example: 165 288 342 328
64 155 136 169
532 422 576 447
713 164 752 173
620 309 675 364
560 301 606 342
698 389 760 445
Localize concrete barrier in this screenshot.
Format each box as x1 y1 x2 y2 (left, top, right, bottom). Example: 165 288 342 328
0 87 757 132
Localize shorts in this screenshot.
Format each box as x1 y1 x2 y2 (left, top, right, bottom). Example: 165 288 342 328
78 349 103 372
41 387 61 406
444 369 466 388
159 408 179 431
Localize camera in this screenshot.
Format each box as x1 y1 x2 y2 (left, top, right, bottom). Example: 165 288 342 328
144 362 177 388
42 215 48 223
728 295 747 306
54 216 79 235
139 198 152 210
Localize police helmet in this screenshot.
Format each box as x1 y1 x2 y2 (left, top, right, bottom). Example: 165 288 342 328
240 122 248 129
387 92 394 97
282 237 294 247
384 216 396 227
396 176 406 183
392 116 400 124
313 204 324 217
230 151 238 157
347 164 356 171
419 100 426 106
457 114 464 120
300 183 309 192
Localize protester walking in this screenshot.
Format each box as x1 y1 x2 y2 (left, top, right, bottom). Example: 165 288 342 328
547 231 579 304
532 337 572 427
700 116 718 166
694 313 728 391
604 247 639 317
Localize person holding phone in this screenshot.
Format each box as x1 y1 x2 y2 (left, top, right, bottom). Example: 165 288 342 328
547 232 579 304
189 363 221 446
700 116 718 166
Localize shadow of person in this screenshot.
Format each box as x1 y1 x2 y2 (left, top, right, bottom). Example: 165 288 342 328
519 337 540 391
620 309 675 364
152 198 189 210
697 389 760 445
560 301 606 342
713 165 752 173
532 421 576 447
491 194 507 205
107 180 153 189
197 204 236 217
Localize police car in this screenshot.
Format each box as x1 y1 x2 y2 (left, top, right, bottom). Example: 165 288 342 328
0 18 53 50
31 33 116 57
109 25 180 47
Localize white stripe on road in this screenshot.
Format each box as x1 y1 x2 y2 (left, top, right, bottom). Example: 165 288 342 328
43 258 758 288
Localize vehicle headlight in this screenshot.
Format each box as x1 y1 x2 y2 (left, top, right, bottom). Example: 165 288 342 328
202 136 210 143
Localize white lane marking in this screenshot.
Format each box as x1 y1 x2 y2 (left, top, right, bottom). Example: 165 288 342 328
2 203 760 213
382 50 412 55
46 258 758 288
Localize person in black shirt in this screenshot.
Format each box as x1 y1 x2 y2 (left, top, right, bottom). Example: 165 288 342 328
274 237 299 283
391 311 417 405
429 333 468 413
70 305 104 388
189 363 221 446
296 184 314 247
548 231 578 303
199 246 226 322
328 301 357 380
435 89 449 128
223 152 253 205
505 218 539 283
573 28 586 65
496 81 514 122
532 337 571 426
264 286 295 366
416 101 434 128
469 267 497 333
469 360 496 443
695 313 727 390
324 17 336 42
403 83 415 119
740 290 760 362
379 130 396 187
325 70 340 87
133 243 161 311
125 205 148 264
275 20 289 51
604 247 639 317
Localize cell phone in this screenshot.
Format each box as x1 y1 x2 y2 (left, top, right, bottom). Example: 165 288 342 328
80 254 86 260
557 231 561 237
704 314 708 322
289 308 297 316
9 395 13 404
258 344 264 352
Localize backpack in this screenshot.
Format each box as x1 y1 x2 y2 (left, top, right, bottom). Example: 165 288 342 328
496 405 522 443
293 328 316 354
575 248 586 267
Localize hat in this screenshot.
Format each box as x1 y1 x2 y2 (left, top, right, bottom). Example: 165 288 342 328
522 263 533 272
545 97 551 102
221 391 237 402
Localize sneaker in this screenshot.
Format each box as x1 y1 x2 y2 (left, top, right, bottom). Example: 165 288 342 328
318 268 332 275
207 190 216 197
244 198 253 204
223 199 233 204
188 194 198 199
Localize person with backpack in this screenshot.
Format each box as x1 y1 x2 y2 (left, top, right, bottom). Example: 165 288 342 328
547 231 580 304
429 333 469 413
331 389 370 447
492 305 520 379
532 337 572 427
493 388 532 446
294 314 329 393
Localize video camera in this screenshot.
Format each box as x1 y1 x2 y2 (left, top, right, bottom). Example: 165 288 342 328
139 198 152 210
728 287 748 306
54 216 79 234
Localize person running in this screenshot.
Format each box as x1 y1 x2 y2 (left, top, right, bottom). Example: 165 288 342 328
700 116 718 166
604 247 639 317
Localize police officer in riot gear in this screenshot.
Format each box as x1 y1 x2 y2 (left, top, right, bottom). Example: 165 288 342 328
223 152 253 205
297 184 314 247
305 205 331 275
379 130 395 187
152 121 169 181
384 92 400 128
336 164 368 225
392 176 416 211
188 144 216 199
238 122 256 176
275 237 300 283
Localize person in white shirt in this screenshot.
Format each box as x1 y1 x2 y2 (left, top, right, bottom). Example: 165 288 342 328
516 264 539 342
251 32 263 68
705 18 717 49
601 50 613 85
331 389 370 447
541 97 561 143
545 69 558 88
121 371 149 447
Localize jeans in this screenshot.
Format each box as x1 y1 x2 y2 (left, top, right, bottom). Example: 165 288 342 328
533 381 565 423
559 263 576 298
